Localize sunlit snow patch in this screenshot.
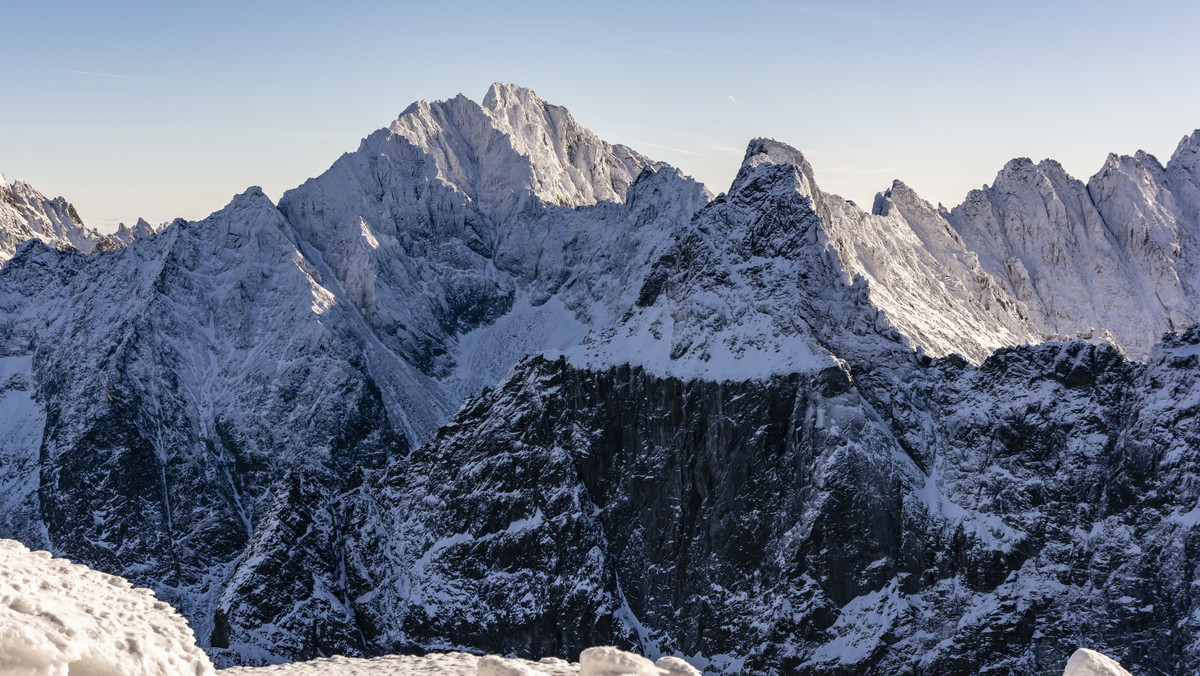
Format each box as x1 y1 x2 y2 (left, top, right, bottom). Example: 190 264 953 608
223 648 702 676
1062 648 1132 676
577 647 700 676
0 538 215 676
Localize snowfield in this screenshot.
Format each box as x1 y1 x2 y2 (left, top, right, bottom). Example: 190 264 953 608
0 537 1129 675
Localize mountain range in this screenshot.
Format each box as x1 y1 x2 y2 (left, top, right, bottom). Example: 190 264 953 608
2 83 1199 674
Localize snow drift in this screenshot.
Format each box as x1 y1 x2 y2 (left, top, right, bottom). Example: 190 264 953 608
0 538 214 676
1063 648 1133 676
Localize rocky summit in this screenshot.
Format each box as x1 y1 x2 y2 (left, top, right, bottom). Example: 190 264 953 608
2 84 1200 674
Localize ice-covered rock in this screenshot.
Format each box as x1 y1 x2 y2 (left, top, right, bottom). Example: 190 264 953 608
0 538 214 676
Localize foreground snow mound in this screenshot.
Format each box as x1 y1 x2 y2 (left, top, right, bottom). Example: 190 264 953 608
476 654 535 676
221 647 693 675
651 657 701 676
222 653 560 675
0 538 214 676
1063 649 1132 676
577 647 700 676
579 647 658 675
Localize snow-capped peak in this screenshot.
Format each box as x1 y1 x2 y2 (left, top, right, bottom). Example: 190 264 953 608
732 137 817 196
377 84 659 216
946 137 1200 360
1169 130 1200 174
110 217 162 246
0 172 105 264
872 179 924 216
480 81 546 116
479 81 660 208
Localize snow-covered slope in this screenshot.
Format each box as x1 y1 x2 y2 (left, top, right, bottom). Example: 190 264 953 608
277 82 708 417
0 187 424 654
948 131 1200 359
0 538 215 676
571 138 1040 376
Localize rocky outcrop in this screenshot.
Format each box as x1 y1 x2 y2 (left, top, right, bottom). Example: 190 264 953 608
293 328 1196 674
948 131 1200 359
1 173 101 264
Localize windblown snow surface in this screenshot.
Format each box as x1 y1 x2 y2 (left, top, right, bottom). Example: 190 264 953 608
222 648 701 676
0 538 214 676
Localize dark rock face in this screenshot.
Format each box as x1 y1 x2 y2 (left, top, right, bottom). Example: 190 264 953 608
290 332 1199 674
342 355 926 671
212 470 365 660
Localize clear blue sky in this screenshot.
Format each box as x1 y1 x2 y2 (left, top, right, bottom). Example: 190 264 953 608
3 1 1198 230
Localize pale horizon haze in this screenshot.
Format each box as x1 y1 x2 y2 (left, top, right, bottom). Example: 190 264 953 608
3 0 1198 231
